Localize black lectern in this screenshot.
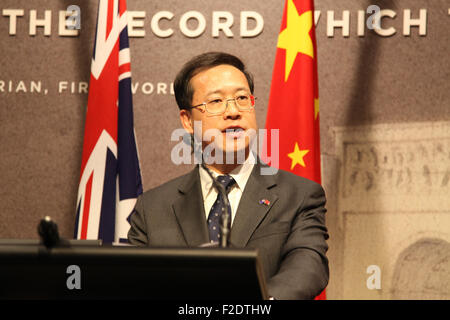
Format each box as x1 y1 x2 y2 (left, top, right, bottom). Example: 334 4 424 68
0 242 268 300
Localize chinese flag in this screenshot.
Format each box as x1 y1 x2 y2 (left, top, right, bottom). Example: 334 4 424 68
263 0 325 299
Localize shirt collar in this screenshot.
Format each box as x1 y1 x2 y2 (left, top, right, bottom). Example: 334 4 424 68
199 152 256 200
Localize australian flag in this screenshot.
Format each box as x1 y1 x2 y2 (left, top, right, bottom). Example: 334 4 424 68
75 0 142 244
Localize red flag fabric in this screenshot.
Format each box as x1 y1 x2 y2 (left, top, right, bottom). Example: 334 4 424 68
263 0 325 299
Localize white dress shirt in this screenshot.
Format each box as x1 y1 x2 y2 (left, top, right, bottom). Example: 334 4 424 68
199 152 256 226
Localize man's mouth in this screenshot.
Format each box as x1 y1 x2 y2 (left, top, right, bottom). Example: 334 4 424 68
223 126 245 138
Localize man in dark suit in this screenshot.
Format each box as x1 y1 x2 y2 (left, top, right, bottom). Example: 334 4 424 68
128 52 329 300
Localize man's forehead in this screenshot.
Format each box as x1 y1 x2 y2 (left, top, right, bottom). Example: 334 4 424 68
191 64 249 91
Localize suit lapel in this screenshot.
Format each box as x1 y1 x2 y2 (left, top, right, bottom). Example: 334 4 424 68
172 166 209 246
230 162 278 247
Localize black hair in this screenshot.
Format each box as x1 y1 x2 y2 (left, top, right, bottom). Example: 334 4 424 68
173 52 254 110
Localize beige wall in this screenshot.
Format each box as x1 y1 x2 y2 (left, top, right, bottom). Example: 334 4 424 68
0 0 449 299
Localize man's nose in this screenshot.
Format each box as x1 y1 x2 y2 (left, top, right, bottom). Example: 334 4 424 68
223 99 240 118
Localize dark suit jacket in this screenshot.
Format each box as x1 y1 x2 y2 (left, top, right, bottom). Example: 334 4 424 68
128 162 329 299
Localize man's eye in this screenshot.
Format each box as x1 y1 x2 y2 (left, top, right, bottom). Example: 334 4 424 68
208 99 223 105
236 95 249 101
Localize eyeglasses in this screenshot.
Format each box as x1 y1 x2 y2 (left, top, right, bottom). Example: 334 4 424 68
190 94 256 115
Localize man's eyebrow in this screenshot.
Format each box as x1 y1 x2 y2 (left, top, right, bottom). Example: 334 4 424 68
205 87 249 96
205 89 222 96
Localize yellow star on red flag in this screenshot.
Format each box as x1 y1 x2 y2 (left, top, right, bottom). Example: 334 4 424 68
277 0 314 82
287 142 309 170
314 98 319 119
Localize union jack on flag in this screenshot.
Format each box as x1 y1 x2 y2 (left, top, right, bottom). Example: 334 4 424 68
75 0 142 244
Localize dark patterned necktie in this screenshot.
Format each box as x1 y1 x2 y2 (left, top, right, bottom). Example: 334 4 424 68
207 175 236 243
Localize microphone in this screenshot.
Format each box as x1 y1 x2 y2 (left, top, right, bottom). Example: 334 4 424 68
200 163 231 248
37 216 61 249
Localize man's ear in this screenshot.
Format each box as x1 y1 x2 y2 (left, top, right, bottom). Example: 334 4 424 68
180 109 194 134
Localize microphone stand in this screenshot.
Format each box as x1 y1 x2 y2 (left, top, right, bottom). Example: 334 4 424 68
37 216 70 249
201 163 231 248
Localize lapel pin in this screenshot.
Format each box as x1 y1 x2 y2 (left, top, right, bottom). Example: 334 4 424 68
259 199 271 206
